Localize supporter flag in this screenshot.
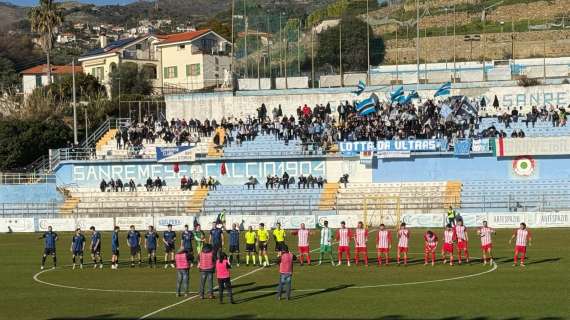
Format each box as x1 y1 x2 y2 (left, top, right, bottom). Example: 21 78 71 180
399 90 419 104
221 162 227 175
352 80 366 96
434 82 451 97
440 103 453 118
357 93 379 116
390 85 404 102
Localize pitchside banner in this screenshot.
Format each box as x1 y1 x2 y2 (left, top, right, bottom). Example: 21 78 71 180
493 137 570 157
0 218 35 233
339 139 448 156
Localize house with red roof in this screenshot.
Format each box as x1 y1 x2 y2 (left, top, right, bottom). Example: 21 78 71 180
156 29 231 92
78 33 164 96
76 29 231 96
20 64 83 95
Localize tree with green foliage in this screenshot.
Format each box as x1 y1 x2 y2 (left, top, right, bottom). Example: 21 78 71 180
316 15 385 73
0 57 18 92
43 73 106 103
0 118 72 171
109 62 153 97
28 0 64 86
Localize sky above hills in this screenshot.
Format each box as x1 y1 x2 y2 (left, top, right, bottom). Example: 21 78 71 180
5 0 136 6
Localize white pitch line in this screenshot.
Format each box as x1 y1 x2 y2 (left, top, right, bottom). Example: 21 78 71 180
138 266 265 320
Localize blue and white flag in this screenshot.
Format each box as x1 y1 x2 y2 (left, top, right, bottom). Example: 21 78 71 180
440 104 453 118
390 86 404 102
356 97 375 112
352 80 366 96
401 90 419 104
359 104 377 116
434 82 451 97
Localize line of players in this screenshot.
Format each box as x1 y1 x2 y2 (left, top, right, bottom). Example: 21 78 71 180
39 218 533 270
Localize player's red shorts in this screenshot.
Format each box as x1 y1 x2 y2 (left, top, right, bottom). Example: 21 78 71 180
355 247 367 253
515 245 527 254
425 244 437 252
457 241 468 250
398 246 408 253
481 243 492 251
298 246 309 254
338 246 350 253
443 243 454 253
377 248 389 253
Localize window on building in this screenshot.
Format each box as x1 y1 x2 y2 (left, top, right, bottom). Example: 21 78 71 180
91 66 105 81
185 63 200 76
163 66 178 79
35 75 42 87
178 44 186 50
136 43 142 50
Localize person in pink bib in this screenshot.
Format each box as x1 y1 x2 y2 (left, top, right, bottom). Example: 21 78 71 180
276 245 296 300
216 252 235 304
174 248 191 297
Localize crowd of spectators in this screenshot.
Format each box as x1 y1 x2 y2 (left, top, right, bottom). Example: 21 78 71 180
112 98 569 156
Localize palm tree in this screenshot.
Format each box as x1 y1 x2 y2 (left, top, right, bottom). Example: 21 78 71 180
28 0 64 85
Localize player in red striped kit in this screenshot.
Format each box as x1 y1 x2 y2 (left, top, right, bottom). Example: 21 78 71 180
454 220 470 264
509 222 532 267
424 230 438 266
397 222 410 266
353 221 369 266
335 221 352 266
292 223 312 266
477 220 495 265
376 224 391 266
441 224 456 266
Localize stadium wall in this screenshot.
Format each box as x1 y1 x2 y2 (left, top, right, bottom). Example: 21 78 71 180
0 184 63 204
165 83 570 121
372 155 570 182
2 211 568 233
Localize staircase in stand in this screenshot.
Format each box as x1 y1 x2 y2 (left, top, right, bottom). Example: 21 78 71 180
187 187 209 213
319 182 340 210
59 196 80 216
96 129 118 151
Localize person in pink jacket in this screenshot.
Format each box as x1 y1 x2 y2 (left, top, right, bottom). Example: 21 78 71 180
174 248 191 297
276 245 296 300
215 252 235 304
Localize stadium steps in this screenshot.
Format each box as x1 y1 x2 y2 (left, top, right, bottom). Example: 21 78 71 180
207 142 223 158
444 181 462 208
96 129 117 151
186 187 209 213
59 196 80 216
319 183 339 210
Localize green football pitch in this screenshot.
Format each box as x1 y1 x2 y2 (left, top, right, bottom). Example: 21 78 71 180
0 228 568 320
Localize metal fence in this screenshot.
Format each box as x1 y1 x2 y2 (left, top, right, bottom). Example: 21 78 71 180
0 173 56 185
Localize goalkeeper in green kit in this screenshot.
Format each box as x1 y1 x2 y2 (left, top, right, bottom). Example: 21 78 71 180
318 220 335 265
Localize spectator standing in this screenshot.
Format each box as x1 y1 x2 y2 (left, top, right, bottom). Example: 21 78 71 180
276 245 296 301
215 252 235 304
175 248 191 297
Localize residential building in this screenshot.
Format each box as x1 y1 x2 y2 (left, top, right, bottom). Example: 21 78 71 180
20 64 83 95
157 29 231 92
78 33 162 96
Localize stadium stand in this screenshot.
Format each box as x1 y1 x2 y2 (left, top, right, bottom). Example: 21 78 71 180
479 118 570 137
64 187 198 217
201 185 328 215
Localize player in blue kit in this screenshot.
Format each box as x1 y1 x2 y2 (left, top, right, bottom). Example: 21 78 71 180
89 226 103 269
127 225 142 267
163 224 176 268
40 226 58 270
227 223 241 266
111 226 120 269
144 225 159 268
210 222 224 256
70 228 86 270
181 224 194 266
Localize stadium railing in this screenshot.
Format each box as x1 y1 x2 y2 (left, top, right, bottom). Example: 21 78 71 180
0 172 56 185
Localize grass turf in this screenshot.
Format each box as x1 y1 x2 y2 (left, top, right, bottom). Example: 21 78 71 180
0 228 568 320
